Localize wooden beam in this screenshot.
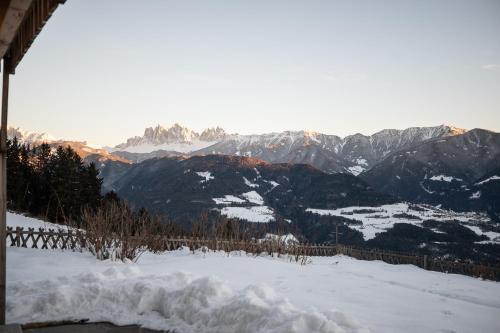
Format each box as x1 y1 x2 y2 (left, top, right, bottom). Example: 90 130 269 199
0 0 33 61
0 57 10 325
4 0 65 73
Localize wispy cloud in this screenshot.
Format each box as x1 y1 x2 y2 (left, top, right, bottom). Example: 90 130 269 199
481 64 500 71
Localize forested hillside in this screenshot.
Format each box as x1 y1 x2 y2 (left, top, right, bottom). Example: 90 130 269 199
6 138 102 223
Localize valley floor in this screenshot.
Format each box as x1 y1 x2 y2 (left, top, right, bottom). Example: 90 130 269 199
6 214 500 333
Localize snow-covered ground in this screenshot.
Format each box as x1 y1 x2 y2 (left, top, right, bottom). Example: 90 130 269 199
347 165 365 176
196 171 214 183
220 206 275 223
243 176 259 188
213 190 271 222
241 191 264 205
476 175 500 185
213 195 246 205
306 203 498 241
429 174 463 182
7 247 500 333
7 212 70 230
6 213 500 333
262 233 299 244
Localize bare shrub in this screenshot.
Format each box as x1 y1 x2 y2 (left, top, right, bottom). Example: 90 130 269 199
81 201 157 261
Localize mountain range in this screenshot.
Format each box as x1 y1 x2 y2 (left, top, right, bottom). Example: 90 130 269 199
7 123 500 263
361 128 500 216
101 154 500 264
109 123 465 175
8 124 500 219
112 124 228 154
111 154 394 220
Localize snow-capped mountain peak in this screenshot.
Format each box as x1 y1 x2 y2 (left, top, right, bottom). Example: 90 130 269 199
143 124 197 144
7 126 55 145
195 125 467 175
200 127 227 141
111 124 469 175
113 124 228 154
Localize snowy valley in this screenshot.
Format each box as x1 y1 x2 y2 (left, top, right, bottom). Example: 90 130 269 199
7 125 500 265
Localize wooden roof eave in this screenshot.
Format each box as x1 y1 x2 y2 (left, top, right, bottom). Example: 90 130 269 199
0 0 66 74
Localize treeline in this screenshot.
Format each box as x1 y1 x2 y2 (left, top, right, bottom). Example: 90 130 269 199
7 138 102 224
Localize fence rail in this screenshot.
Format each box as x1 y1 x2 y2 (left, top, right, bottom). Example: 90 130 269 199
6 227 86 250
6 227 500 281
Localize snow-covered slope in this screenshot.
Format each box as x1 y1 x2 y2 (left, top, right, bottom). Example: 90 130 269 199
6 217 500 333
306 203 498 241
361 129 500 214
110 154 394 222
7 212 69 230
7 213 500 333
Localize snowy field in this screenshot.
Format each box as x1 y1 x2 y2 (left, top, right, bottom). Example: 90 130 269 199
6 213 500 333
306 203 499 241
213 188 275 223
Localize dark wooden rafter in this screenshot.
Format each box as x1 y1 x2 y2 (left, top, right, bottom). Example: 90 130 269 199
1 0 66 73
0 0 32 61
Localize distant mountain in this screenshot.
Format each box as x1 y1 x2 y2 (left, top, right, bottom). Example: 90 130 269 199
111 154 395 221
340 126 465 171
361 129 500 217
7 126 55 145
7 126 132 190
470 167 500 219
47 140 129 163
112 124 227 154
110 150 184 163
194 125 464 174
8 125 500 263
112 124 464 175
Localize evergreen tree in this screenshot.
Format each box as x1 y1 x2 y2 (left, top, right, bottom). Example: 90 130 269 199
6 140 104 225
7 138 31 211
29 143 51 216
80 162 102 212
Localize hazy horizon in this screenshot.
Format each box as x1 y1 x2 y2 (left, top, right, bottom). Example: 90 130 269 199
5 0 500 146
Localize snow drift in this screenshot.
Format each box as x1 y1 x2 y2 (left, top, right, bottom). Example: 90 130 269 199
7 265 365 333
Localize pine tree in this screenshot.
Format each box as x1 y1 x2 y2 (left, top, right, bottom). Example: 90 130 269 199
6 138 32 211
7 141 106 225
6 138 22 210
30 143 51 216
80 162 102 211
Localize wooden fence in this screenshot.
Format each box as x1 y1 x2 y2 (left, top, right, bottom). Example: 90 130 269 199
336 245 500 281
6 227 500 281
6 227 86 250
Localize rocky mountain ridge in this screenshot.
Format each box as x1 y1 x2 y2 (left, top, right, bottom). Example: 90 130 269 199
112 124 228 153
7 126 130 164
361 128 500 218
7 127 54 145
112 124 465 174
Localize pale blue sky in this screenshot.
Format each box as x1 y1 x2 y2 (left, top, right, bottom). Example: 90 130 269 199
6 0 500 146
